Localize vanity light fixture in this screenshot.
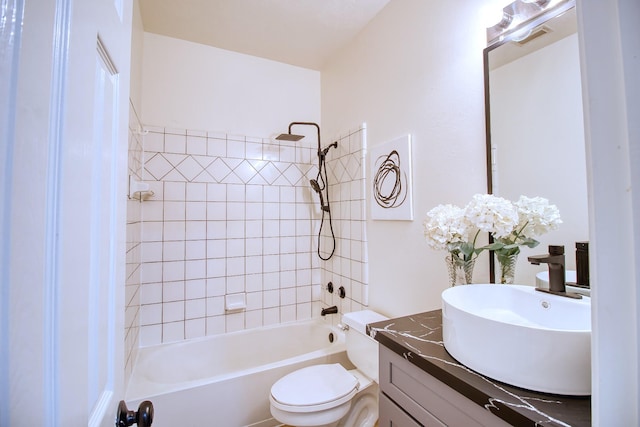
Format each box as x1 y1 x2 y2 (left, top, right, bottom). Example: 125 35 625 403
486 0 572 46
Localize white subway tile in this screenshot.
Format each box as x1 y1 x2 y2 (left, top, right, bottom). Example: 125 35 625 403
141 201 163 222
185 240 206 260
227 239 245 257
263 307 279 326
185 259 206 280
185 299 206 319
144 131 164 153
186 182 207 201
207 183 226 201
246 256 262 274
142 221 163 242
245 220 263 238
207 239 226 258
263 255 279 273
163 260 184 282
226 275 244 294
207 137 226 158
227 139 245 159
263 290 279 308
263 186 279 203
246 292 263 310
185 221 206 241
162 301 184 323
185 279 206 299
140 324 162 347
140 303 162 325
206 316 225 336
163 221 185 241
206 296 224 316
245 273 263 292
165 133 186 154
162 321 184 343
280 288 296 305
263 272 280 290
206 277 225 296
246 185 263 203
140 283 162 305
206 220 226 239
140 262 162 284
297 302 312 320
186 201 206 221
280 270 296 288
185 318 205 339
245 310 263 329
280 305 296 323
227 202 245 220
163 241 184 262
141 242 162 263
163 281 185 302
226 257 245 276
206 258 225 278
226 312 245 333
164 182 186 201
226 221 245 238
164 201 185 221
186 135 206 156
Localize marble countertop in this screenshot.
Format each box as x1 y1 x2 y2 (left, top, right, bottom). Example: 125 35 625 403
368 310 591 427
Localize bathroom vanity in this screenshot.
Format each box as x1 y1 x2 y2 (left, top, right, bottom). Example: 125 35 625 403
368 310 591 426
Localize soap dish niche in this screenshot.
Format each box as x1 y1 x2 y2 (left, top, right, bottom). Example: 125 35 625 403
129 176 154 201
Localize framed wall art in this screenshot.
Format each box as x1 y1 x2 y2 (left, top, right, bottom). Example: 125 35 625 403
369 134 413 220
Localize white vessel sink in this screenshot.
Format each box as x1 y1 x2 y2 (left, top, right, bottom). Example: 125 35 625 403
442 284 591 396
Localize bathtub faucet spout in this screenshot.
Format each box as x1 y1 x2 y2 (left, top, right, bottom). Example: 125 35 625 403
321 306 338 316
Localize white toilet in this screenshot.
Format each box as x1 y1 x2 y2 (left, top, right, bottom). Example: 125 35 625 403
269 310 388 427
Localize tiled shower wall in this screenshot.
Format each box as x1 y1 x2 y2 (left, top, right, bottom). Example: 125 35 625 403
320 127 369 317
125 101 144 381
137 124 368 345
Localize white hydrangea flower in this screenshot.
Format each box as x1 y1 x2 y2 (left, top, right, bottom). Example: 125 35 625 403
514 195 562 238
423 204 471 251
464 194 518 239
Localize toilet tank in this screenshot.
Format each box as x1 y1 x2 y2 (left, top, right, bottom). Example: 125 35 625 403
342 310 389 381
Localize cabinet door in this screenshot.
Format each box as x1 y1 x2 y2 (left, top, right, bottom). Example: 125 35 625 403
379 393 426 427
379 347 511 427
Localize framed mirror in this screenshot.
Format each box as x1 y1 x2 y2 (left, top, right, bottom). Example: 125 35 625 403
484 2 589 284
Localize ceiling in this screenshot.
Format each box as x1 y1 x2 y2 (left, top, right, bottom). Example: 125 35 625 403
138 0 391 70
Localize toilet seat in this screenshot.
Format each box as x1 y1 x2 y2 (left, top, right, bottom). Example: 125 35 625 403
270 364 359 413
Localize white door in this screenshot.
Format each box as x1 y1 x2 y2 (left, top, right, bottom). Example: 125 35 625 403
2 0 133 426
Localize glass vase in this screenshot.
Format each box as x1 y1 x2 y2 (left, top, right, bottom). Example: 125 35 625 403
446 254 476 287
496 252 519 284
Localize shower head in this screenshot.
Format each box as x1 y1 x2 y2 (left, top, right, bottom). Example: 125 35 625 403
275 133 305 141
310 179 322 193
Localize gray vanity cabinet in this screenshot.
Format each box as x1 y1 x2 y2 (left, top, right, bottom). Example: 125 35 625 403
378 346 511 427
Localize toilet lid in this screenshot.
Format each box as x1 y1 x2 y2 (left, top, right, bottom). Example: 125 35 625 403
270 364 358 407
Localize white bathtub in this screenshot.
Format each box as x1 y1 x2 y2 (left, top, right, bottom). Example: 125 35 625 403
126 319 351 427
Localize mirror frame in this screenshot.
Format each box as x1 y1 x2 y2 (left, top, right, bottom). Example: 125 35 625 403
483 0 576 283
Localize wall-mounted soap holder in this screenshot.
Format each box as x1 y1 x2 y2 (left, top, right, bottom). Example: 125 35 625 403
128 175 154 201
225 293 247 312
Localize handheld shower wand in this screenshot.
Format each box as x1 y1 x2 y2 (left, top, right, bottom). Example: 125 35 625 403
310 179 330 212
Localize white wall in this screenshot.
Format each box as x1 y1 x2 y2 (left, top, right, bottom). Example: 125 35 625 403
141 32 321 136
321 0 489 317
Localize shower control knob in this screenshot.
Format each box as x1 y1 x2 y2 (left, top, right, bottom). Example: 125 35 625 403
338 286 346 299
327 282 334 293
116 400 154 427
